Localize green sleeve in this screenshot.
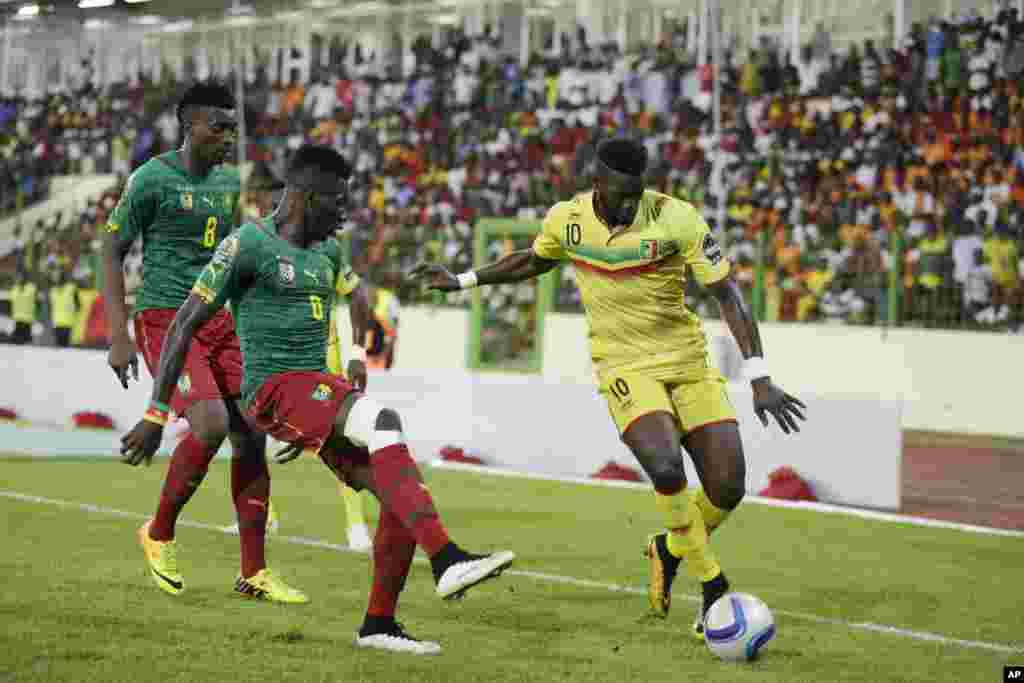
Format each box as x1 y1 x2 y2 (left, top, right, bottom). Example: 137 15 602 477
191 225 260 308
104 170 156 251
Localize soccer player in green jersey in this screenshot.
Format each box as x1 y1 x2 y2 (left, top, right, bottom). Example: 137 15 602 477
119 145 515 656
102 82 307 603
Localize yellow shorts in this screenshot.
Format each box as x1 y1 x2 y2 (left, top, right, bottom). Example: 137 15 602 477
598 364 737 436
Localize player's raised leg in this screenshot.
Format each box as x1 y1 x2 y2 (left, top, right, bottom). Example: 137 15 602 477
624 412 729 630
335 394 515 599
679 422 746 637
326 460 439 655
685 423 746 540
318 393 513 654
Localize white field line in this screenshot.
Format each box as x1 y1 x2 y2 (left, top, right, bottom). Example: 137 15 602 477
430 461 1024 538
1 489 1021 655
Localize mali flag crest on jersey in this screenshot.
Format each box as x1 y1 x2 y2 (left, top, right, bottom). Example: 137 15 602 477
639 239 679 260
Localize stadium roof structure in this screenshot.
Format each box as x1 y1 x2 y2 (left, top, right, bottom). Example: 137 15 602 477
2 0 1014 47
0 0 475 25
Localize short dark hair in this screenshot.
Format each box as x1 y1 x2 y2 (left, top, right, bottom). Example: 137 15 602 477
597 138 647 177
287 145 353 183
176 82 236 125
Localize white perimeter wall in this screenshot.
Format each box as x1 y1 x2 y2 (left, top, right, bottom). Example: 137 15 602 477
0 344 902 510
5 305 1012 510
337 307 1021 439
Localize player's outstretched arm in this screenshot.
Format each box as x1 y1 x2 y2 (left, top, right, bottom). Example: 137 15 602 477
119 294 221 466
408 249 559 292
707 275 807 434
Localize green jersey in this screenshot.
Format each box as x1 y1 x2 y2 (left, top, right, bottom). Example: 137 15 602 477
105 151 240 312
191 218 361 404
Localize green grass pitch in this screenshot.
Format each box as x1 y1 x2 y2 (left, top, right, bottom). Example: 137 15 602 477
1 455 1021 682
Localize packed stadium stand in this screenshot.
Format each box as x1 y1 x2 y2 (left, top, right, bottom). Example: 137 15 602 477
1 0 1022 346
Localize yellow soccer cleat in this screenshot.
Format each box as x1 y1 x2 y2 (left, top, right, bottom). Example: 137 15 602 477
645 532 681 619
137 520 184 596
234 568 309 604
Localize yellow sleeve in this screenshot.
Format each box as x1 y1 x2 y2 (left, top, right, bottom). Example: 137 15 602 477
669 200 731 286
335 266 361 297
531 203 568 261
326 309 344 376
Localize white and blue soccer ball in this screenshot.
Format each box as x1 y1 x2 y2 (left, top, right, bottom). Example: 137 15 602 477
703 592 776 662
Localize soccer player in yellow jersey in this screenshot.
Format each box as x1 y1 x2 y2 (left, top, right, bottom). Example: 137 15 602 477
325 276 373 552
410 138 806 636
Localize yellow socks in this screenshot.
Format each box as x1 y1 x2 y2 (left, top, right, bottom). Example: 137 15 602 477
654 488 721 582
693 487 729 535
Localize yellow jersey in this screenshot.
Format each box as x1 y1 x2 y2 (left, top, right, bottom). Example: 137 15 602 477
983 238 1019 287
533 190 730 378
326 264 362 375
10 282 38 324
49 282 78 328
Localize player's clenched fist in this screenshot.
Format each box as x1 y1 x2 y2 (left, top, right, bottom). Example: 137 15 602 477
120 419 163 466
407 262 459 292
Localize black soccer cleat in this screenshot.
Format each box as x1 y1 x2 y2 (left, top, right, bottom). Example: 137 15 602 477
693 572 730 639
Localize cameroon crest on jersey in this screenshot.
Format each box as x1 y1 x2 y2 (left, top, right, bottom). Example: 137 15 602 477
311 383 333 402
278 257 296 287
180 192 193 212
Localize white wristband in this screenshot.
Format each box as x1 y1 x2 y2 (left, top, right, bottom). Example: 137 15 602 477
743 356 770 383
351 344 367 363
456 271 479 289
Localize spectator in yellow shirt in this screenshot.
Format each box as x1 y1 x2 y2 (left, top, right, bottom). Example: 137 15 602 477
9 272 38 345
49 270 78 348
983 223 1020 323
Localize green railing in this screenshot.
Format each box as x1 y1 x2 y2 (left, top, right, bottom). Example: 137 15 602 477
350 217 1019 335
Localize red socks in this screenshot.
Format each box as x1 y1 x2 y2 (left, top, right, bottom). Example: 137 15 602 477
366 505 416 618
369 443 450 557
232 455 270 578
149 433 216 541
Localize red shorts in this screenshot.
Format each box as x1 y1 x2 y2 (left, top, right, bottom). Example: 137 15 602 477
246 371 360 457
134 308 243 417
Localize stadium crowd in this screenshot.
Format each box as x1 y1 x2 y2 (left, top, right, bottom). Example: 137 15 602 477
3 4 1024 346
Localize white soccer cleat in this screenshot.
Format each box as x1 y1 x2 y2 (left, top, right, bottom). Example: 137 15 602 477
355 623 442 655
436 551 515 600
347 523 372 552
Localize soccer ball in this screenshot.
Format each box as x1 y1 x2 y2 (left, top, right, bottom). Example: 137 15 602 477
703 592 776 662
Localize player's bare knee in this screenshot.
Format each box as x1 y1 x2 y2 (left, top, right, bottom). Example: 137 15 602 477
644 454 687 494
374 408 402 432
342 397 404 452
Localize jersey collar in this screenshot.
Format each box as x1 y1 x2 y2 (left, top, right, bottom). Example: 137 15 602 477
157 149 218 182
589 191 643 245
